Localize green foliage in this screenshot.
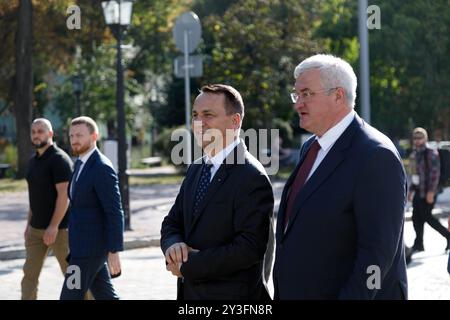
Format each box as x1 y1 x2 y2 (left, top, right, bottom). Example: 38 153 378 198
0 144 18 178
153 125 184 163
197 0 322 130
272 118 294 147
127 0 190 131
130 144 151 169
368 0 450 137
315 0 450 138
2 144 17 169
129 175 183 186
0 1 108 110
154 0 324 131
0 179 27 192
53 44 143 133
2 0 450 154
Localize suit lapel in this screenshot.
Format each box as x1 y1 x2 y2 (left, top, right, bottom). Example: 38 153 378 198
276 139 314 240
187 142 244 235
190 166 229 231
68 174 74 201
282 115 361 237
185 162 203 218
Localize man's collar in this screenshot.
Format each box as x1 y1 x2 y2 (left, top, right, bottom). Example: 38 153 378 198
78 146 97 164
206 138 240 169
35 143 54 159
316 110 356 152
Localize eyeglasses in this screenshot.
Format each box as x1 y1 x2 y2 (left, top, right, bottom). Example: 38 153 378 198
412 136 425 140
290 87 338 103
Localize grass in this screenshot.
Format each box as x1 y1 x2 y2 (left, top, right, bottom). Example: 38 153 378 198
129 175 183 186
0 178 28 193
0 174 184 193
0 155 413 193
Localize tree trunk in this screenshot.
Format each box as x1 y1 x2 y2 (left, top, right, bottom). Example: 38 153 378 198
14 0 33 179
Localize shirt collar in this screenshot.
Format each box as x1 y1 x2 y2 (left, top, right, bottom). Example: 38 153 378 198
206 138 241 170
36 144 55 160
316 110 356 152
78 146 97 164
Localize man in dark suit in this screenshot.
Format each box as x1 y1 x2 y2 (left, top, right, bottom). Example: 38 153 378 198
273 54 408 299
161 84 274 300
60 116 124 300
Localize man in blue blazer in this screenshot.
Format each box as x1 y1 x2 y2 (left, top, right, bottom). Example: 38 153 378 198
273 54 408 299
60 116 124 300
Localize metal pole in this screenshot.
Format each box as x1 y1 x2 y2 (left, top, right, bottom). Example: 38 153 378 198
184 30 191 164
116 20 131 230
75 93 81 116
358 0 371 123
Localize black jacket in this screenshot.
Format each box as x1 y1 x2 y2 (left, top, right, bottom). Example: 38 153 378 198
161 142 274 300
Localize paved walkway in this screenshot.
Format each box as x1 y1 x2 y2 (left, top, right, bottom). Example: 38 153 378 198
0 180 286 259
0 247 176 300
2 181 450 258
0 179 449 299
1 217 449 300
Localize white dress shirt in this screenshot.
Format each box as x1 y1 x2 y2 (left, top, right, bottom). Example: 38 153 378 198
307 110 356 181
70 146 96 197
204 138 241 182
73 146 97 182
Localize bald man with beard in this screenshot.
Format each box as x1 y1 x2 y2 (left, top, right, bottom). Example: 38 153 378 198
22 118 73 299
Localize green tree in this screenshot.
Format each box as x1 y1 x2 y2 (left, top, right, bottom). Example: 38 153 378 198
197 0 322 130
53 44 143 136
13 0 33 178
126 0 190 131
0 0 108 177
315 0 450 138
368 0 450 137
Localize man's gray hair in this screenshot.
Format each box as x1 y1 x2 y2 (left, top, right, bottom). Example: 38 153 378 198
294 54 357 108
32 118 53 132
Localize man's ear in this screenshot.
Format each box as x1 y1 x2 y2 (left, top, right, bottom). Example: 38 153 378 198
232 113 241 128
335 87 347 105
92 132 99 142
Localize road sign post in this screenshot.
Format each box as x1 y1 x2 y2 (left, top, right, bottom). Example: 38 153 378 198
173 12 202 164
184 30 191 163
174 55 203 78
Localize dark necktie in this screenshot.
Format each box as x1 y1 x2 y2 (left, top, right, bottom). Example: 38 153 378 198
193 163 213 215
70 159 82 198
284 140 321 229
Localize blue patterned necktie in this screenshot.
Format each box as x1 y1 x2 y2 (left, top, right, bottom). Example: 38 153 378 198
193 163 213 215
70 159 82 198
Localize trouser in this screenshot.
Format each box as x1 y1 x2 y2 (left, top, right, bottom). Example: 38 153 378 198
412 195 450 248
21 226 69 300
60 254 119 300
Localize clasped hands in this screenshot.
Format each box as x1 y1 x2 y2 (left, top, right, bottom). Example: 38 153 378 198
165 242 199 277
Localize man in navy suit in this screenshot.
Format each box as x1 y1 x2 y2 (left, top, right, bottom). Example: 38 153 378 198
273 54 408 299
161 84 274 300
60 116 124 300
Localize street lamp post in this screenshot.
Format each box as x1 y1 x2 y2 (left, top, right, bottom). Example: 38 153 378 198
71 75 83 116
358 0 371 123
102 0 133 230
